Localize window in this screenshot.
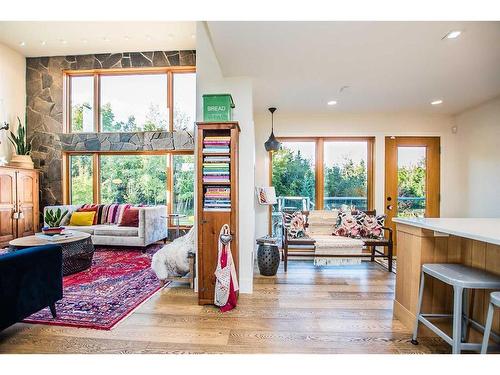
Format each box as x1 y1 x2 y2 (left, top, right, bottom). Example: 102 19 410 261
70 76 94 132
100 155 167 205
100 74 168 132
69 155 93 204
173 73 196 132
66 67 196 133
323 141 368 211
270 137 373 236
172 155 195 225
397 147 426 218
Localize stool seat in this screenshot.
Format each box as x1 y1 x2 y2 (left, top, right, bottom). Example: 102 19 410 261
422 264 500 289
491 291 500 307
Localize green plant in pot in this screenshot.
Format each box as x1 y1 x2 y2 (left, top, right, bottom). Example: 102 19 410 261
8 117 34 169
43 208 68 235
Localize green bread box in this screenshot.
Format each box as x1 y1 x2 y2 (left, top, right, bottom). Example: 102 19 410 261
203 94 235 122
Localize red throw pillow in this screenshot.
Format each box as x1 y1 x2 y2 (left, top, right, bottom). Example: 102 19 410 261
119 207 139 227
77 206 98 225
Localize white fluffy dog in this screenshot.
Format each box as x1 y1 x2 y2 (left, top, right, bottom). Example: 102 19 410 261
151 227 195 284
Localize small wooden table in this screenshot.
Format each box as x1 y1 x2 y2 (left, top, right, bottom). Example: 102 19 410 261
9 231 95 276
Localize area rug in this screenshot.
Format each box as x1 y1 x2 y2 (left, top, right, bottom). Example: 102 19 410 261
24 244 166 330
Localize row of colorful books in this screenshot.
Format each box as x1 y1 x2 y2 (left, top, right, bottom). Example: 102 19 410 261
203 155 230 183
202 136 231 154
204 187 231 211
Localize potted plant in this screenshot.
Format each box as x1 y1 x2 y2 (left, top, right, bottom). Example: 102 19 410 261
43 207 68 235
8 117 34 169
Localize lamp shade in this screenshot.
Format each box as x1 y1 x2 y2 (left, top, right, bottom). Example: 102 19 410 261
265 107 281 152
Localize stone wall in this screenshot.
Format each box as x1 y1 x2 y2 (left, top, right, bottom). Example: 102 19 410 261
26 50 196 208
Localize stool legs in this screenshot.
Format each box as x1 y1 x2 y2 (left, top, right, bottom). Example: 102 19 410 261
481 300 495 354
411 271 425 345
452 286 464 354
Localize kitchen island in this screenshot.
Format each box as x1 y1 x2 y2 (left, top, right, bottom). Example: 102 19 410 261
392 217 500 338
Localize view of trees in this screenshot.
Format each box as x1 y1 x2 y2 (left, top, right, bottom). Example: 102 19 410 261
70 155 93 205
397 157 426 217
173 155 195 225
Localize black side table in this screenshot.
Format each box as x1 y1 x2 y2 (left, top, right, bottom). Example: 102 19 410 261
256 236 280 276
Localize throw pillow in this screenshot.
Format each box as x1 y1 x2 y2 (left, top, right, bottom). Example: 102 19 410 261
333 211 364 238
77 205 99 225
119 207 139 227
69 211 96 226
282 211 306 238
360 214 386 239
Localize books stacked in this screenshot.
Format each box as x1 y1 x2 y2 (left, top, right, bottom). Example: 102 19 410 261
204 187 231 211
203 156 230 183
202 136 231 154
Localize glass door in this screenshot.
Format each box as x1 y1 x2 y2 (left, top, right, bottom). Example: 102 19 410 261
385 137 440 254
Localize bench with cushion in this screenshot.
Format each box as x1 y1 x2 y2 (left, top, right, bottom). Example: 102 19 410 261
281 209 393 272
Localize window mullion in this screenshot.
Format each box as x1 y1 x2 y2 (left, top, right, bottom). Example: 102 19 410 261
94 73 100 132
168 71 174 132
316 138 324 210
93 154 100 204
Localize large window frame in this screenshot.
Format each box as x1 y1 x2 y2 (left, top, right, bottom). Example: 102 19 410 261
63 67 196 228
269 137 375 229
63 66 196 133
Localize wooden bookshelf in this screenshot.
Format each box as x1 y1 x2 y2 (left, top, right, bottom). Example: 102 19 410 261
196 122 240 305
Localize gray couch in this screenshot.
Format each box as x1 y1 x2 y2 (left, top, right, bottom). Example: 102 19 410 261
43 205 168 247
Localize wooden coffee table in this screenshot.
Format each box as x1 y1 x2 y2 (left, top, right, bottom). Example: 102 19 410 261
9 230 95 276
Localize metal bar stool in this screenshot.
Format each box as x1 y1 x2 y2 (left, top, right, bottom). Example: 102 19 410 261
411 263 500 354
481 292 500 354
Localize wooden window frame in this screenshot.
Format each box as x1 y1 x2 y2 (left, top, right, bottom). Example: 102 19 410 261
63 150 194 228
268 136 375 232
64 66 196 134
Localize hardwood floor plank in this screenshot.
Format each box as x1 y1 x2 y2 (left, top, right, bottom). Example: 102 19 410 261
0 260 448 354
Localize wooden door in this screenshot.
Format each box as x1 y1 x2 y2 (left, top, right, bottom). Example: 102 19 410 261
385 137 440 253
0 169 17 246
16 170 39 237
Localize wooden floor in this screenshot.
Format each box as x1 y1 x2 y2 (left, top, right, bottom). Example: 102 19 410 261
0 260 449 354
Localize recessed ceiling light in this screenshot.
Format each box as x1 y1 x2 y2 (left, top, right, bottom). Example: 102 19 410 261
59 39 67 44
191 33 195 39
443 30 462 39
40 40 46 46
327 100 337 106
19 41 25 47
146 34 153 40
81 39 88 44
431 99 443 106
124 36 131 40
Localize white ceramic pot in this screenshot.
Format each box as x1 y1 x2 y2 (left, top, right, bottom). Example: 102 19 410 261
9 154 34 169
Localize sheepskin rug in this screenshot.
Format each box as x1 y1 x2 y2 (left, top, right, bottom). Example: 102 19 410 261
151 227 195 280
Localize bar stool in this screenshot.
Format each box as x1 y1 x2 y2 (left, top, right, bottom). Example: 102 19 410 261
481 292 500 354
411 263 500 354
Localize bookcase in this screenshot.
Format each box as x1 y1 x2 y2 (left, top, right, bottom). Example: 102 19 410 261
196 122 240 305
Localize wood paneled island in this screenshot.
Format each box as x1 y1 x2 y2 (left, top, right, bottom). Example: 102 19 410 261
392 218 500 338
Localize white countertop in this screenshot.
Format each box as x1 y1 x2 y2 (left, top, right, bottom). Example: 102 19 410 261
392 217 500 246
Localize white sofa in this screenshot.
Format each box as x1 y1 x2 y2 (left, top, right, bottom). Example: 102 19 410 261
43 205 168 248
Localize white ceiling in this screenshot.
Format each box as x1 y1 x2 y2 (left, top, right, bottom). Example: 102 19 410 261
207 21 500 115
0 21 196 57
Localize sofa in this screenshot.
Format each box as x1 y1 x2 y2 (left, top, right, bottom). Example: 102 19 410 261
0 245 63 331
44 205 168 248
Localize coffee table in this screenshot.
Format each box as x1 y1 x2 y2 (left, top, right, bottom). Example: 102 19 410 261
9 230 95 276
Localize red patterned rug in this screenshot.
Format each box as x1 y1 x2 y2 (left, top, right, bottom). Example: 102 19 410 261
24 244 166 330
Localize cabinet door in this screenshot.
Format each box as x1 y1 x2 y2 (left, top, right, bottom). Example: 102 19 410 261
198 211 232 304
16 170 39 237
0 169 17 246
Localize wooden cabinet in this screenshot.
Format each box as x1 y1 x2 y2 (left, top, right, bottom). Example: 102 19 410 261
0 166 40 248
196 122 240 305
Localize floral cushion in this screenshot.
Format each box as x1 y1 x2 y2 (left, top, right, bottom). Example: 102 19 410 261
333 211 364 238
283 211 306 238
359 214 386 239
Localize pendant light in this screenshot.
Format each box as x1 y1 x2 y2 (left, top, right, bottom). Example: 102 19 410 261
264 107 281 152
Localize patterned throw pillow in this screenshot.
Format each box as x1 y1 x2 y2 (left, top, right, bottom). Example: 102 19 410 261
282 211 306 238
333 211 364 238
359 214 386 239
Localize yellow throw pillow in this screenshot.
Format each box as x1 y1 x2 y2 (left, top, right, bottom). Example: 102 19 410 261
69 211 96 226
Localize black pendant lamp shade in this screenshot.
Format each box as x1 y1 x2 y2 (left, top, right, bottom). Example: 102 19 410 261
264 107 281 152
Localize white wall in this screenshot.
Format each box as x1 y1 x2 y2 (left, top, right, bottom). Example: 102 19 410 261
454 96 500 217
196 22 255 293
0 43 26 161
254 112 463 238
